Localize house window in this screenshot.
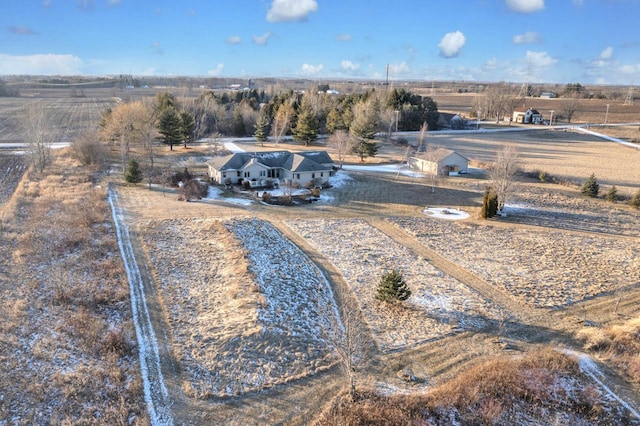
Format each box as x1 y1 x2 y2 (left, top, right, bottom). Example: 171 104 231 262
223 172 227 178
260 171 266 177
320 172 323 177
244 171 250 178
296 173 301 180
237 171 241 177
312 173 315 179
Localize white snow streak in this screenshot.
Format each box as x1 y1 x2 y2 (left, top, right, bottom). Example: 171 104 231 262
108 186 174 425
566 349 640 420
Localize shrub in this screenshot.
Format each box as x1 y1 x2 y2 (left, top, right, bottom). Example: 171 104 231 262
481 187 498 219
124 158 143 184
581 173 599 197
605 186 618 203
538 171 548 182
261 191 272 203
631 189 640 209
376 269 411 303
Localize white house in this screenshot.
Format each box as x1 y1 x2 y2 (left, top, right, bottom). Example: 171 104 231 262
408 149 469 176
513 107 543 124
207 150 335 188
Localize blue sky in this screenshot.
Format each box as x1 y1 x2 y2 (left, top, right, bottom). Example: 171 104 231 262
1 0 639 84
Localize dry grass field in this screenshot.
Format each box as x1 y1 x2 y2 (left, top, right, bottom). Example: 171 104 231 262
2 85 640 424
0 151 147 423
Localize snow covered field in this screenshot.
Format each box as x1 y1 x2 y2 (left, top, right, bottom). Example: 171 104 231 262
389 216 640 308
285 218 506 351
139 218 339 397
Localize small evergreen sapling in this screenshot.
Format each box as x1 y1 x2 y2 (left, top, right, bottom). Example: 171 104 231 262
581 173 599 197
605 186 618 203
124 158 143 184
376 269 411 303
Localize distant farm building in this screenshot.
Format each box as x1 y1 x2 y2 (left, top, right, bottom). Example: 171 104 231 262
513 107 543 124
207 151 335 188
540 91 557 99
408 149 469 176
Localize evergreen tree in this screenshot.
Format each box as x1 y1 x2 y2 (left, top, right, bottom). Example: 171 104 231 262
354 139 378 161
179 110 195 148
292 99 319 146
605 185 618 202
231 106 246 136
376 269 411 303
158 107 182 151
630 188 640 209
254 110 270 146
481 187 498 219
581 173 599 197
124 158 143 183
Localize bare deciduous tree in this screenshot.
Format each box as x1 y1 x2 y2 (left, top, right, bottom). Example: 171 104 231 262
416 121 428 153
21 102 60 173
560 96 580 123
475 84 518 123
320 293 368 400
271 103 293 147
101 101 153 171
488 143 519 212
329 130 351 168
422 145 450 193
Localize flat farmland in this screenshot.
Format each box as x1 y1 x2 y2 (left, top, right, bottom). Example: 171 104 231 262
409 129 640 197
0 95 115 144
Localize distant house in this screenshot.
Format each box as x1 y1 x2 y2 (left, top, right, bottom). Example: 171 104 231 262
207 150 335 188
408 149 469 176
540 91 557 99
513 107 543 124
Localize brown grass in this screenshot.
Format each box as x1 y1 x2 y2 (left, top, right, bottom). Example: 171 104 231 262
315 348 627 425
0 149 147 424
578 317 640 383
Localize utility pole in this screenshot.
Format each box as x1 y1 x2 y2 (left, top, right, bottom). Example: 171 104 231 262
604 104 610 126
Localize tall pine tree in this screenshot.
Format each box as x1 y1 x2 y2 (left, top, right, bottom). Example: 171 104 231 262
292 98 319 146
158 107 182 151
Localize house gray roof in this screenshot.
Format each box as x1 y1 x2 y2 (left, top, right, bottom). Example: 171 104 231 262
412 149 469 163
207 150 334 173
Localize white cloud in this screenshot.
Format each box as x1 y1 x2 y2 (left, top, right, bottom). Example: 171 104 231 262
599 46 613 60
335 33 351 42
340 60 360 72
42 0 51 7
506 0 544 13
0 53 83 75
513 31 541 44
207 63 224 77
438 31 466 58
226 35 241 45
300 63 323 75
526 50 557 68
266 0 318 23
389 61 411 76
619 64 640 75
252 32 271 45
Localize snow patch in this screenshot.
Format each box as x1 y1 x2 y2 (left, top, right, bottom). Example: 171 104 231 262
423 207 470 220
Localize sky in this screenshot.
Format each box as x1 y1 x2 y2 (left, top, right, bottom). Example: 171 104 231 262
1 0 640 85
